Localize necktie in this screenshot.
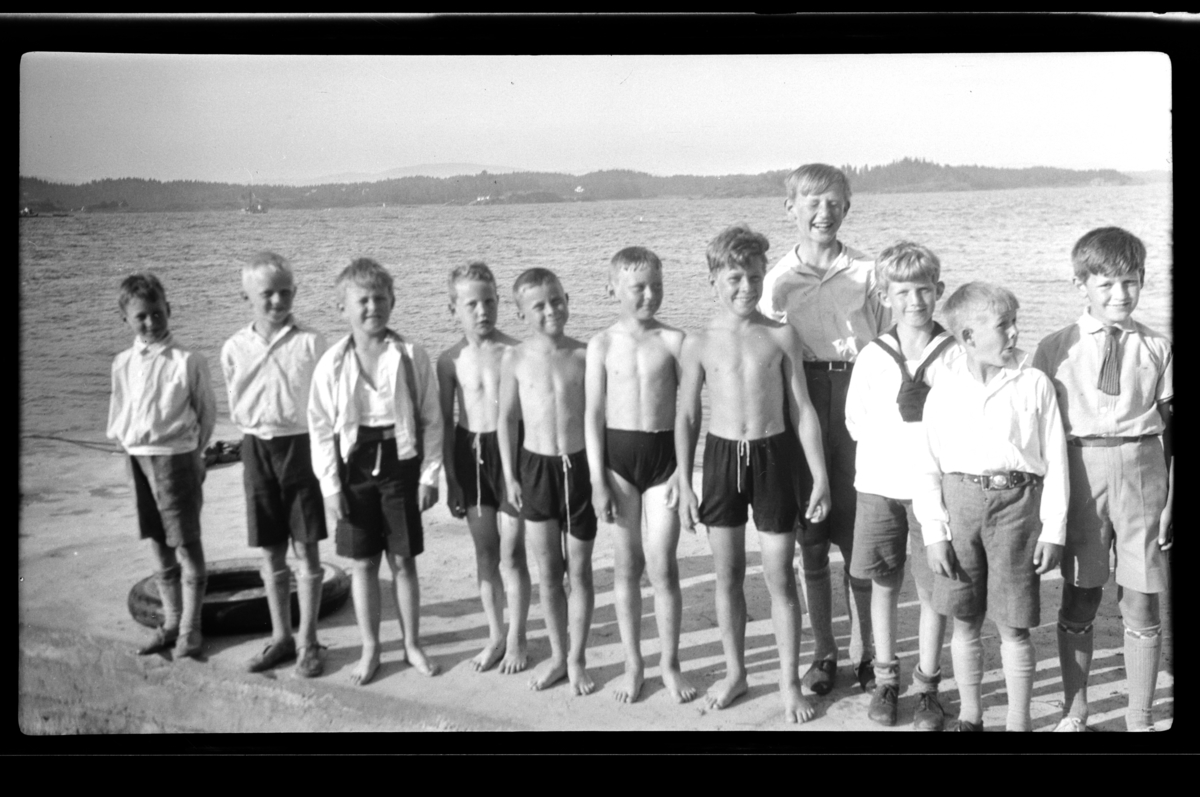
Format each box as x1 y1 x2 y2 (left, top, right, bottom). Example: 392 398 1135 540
1097 326 1121 396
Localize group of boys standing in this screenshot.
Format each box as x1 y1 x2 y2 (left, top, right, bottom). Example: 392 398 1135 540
108 163 1172 731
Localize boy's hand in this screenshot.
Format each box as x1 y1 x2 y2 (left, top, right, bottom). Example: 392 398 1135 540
926 541 958 580
678 484 700 535
1033 542 1062 575
804 483 832 524
323 492 348 534
446 480 467 519
592 477 616 524
505 477 523 512
419 484 438 512
1159 502 1173 551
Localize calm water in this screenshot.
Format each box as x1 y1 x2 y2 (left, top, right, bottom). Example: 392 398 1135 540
19 184 1172 440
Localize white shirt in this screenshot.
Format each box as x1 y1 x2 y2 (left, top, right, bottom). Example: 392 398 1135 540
845 333 961 499
1033 312 1172 439
309 332 443 496
221 320 326 439
107 333 217 456
911 350 1069 547
758 243 890 362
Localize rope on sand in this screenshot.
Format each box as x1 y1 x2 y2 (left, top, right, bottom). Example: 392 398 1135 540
21 434 123 454
21 434 243 465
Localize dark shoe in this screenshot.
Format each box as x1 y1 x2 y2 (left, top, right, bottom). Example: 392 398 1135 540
173 630 203 659
855 659 876 692
945 718 983 732
868 683 899 726
294 644 325 679
137 626 179 656
802 659 837 696
248 637 297 673
913 691 946 731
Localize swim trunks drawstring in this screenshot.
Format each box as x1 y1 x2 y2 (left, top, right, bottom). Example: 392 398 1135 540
736 439 750 493
473 433 484 511
561 454 572 538
371 439 383 476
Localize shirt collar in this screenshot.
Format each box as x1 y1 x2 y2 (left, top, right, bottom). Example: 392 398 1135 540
247 318 297 346
134 332 173 356
790 242 846 278
1078 311 1133 335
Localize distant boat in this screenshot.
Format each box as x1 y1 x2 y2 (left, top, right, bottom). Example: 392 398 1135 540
242 189 267 214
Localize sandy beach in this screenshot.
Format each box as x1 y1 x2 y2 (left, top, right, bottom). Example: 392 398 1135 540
19 422 1175 739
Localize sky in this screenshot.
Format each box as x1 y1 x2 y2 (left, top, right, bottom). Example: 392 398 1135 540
20 51 1173 185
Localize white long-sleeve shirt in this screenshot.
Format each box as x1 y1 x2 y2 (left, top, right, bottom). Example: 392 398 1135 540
107 333 217 456
845 332 960 500
911 350 1068 547
221 320 326 439
308 331 443 496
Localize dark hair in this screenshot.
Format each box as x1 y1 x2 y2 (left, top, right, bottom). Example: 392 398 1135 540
118 272 167 311
1071 227 1146 283
706 225 770 275
512 267 562 298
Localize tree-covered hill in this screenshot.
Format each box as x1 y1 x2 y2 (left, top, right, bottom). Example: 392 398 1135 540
18 158 1140 214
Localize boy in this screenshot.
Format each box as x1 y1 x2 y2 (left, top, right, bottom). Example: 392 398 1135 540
309 258 444 686
677 225 830 723
1033 227 1173 732
585 246 695 704
844 242 956 729
108 272 217 660
498 268 598 695
913 282 1068 732
437 262 532 674
221 252 328 677
759 163 889 695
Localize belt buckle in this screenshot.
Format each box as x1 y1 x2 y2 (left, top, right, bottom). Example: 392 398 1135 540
988 473 1011 489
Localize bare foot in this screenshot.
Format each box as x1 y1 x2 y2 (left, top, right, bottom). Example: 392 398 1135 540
471 639 506 672
499 642 529 674
350 647 380 686
529 658 569 691
568 660 596 696
612 662 644 703
406 644 441 677
663 666 698 704
705 673 748 710
782 682 816 724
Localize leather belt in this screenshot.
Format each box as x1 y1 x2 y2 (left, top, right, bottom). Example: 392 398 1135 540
1069 435 1157 448
949 471 1042 490
804 361 853 372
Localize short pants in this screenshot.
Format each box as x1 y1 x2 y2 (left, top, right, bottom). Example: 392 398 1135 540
930 473 1043 629
698 431 799 533
453 426 517 515
336 426 424 559
129 450 205 547
849 491 934 595
605 428 676 493
1061 437 1169 594
798 367 857 549
242 433 327 547
518 447 597 541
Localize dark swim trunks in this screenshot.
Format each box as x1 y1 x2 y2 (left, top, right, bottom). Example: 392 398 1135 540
336 426 423 559
699 431 800 533
452 426 517 515
518 447 597 541
604 428 676 494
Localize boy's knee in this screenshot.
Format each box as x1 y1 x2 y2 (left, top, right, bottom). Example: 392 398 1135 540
800 541 831 571
996 624 1031 642
1119 588 1160 629
1061 584 1103 622
262 542 288 569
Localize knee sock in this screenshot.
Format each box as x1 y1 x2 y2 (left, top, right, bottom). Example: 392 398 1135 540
951 631 984 724
263 566 294 641
802 563 836 661
846 571 874 664
913 665 942 694
296 570 324 648
179 574 208 638
156 564 183 631
1057 614 1094 721
1124 624 1162 731
873 658 900 687
1001 635 1036 732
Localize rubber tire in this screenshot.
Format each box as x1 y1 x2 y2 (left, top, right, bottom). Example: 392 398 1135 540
127 557 351 636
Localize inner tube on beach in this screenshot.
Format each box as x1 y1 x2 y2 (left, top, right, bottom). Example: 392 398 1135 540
127 557 351 636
